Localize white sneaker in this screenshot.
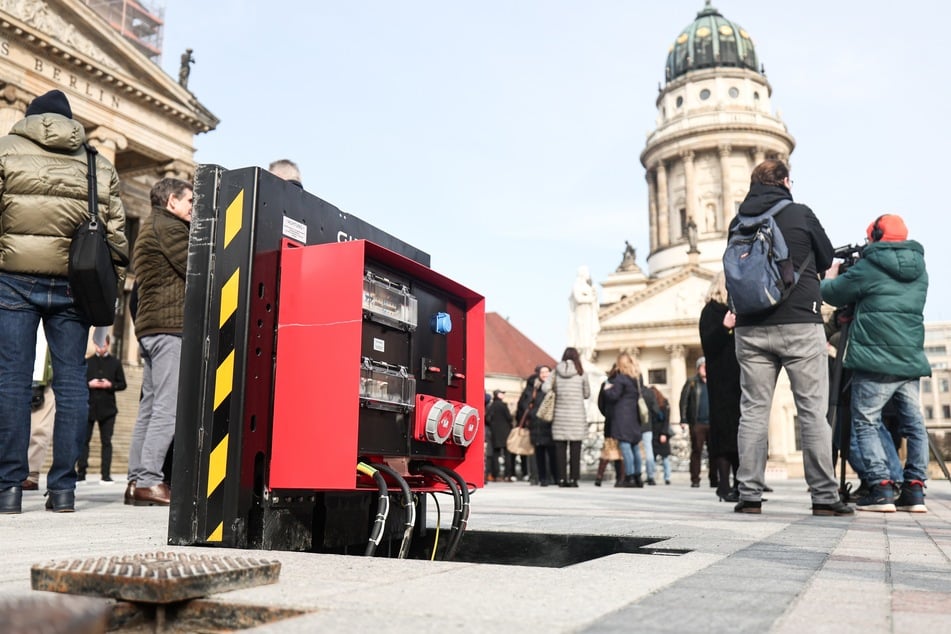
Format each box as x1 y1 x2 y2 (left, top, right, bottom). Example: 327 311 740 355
99 478 115 486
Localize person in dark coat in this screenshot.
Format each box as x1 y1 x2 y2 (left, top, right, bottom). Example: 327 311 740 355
699 272 741 502
602 352 645 487
595 364 624 487
77 336 126 483
650 387 673 484
485 390 514 481
517 365 555 486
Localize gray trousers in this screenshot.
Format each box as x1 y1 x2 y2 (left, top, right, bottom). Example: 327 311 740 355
735 323 839 504
127 334 181 488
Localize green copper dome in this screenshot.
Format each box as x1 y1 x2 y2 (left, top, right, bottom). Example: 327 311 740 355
665 1 760 82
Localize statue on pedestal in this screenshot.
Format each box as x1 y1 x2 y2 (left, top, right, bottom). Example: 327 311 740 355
568 265 600 362
179 49 195 89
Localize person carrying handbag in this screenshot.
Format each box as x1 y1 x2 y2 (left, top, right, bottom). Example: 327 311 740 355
0 90 127 515
517 365 555 486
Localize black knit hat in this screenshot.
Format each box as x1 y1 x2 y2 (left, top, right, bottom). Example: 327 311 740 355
26 90 72 119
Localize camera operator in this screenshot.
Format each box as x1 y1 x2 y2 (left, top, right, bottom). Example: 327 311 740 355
821 214 931 513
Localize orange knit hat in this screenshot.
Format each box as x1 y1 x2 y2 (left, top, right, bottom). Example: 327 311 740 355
866 214 908 242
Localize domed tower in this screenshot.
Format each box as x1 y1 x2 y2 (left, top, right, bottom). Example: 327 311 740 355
641 1 794 277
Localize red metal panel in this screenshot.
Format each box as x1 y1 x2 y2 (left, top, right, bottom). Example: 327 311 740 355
270 242 365 489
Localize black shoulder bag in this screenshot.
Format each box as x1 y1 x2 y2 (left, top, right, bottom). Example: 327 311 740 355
68 144 128 326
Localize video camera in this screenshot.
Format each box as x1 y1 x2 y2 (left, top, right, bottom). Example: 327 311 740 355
833 243 865 274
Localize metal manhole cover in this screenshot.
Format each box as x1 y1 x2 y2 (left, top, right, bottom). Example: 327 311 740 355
31 552 281 604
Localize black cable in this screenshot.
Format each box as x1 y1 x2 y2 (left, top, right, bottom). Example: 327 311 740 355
372 463 415 559
356 462 389 556
415 463 461 560
438 465 471 561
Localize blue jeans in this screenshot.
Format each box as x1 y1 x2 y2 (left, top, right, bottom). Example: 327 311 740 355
834 407 902 482
641 431 656 480
658 455 671 482
128 334 181 488
851 372 929 483
0 273 89 492
620 441 637 476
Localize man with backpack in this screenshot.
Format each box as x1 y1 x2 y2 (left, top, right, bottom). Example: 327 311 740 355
727 159 851 516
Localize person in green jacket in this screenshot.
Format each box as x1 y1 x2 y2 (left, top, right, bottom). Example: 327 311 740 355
821 214 931 514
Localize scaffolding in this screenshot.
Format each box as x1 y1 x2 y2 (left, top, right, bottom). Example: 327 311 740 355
83 0 165 62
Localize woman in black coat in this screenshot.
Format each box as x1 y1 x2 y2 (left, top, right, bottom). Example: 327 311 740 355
516 365 555 485
485 390 513 481
699 272 741 501
602 352 645 487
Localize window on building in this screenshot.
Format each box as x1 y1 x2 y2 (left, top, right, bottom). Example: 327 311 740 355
925 406 934 420
925 345 947 354
943 405 951 419
940 378 950 393
679 208 687 237
676 95 683 108
922 378 932 393
648 369 667 385
728 86 739 98
699 88 711 100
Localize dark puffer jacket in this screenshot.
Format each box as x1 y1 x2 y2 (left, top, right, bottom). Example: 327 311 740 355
132 206 189 337
821 240 930 379
0 113 127 276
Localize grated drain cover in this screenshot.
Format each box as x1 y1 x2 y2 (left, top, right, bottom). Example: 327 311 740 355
31 552 281 604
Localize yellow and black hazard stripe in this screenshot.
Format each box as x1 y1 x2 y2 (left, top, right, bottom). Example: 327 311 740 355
203 188 245 543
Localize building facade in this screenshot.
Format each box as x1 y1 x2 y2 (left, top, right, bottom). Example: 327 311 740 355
0 0 217 363
923 322 951 460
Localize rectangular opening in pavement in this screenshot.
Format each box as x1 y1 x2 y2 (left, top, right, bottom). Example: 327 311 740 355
413 530 689 567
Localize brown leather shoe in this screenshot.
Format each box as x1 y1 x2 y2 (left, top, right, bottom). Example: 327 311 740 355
21 479 38 491
124 481 136 505
133 482 170 506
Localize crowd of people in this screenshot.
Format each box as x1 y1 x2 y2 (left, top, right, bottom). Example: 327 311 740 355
0 92 931 520
485 158 932 518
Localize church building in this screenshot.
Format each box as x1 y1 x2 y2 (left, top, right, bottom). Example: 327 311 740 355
593 2 805 475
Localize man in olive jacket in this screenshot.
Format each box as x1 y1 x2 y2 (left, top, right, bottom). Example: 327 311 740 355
821 214 931 513
126 178 192 507
0 90 127 514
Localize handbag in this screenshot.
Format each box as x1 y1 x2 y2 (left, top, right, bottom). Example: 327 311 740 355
636 378 650 423
68 144 128 326
600 437 621 461
535 374 556 422
536 390 556 423
506 426 534 456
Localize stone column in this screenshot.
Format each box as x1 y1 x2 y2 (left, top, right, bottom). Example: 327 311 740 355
666 344 686 422
87 127 128 165
682 150 696 240
753 146 766 166
0 84 31 134
646 171 658 250
656 161 669 247
718 144 732 231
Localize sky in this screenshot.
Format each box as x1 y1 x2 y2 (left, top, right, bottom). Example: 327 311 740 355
159 1 951 359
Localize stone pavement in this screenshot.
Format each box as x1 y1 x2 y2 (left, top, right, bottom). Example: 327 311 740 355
1 473 949 632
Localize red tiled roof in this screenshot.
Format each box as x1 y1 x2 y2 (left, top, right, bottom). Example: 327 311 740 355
485 312 557 379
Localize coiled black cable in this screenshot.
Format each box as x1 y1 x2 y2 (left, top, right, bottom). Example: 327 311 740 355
372 463 415 559
357 462 389 556
437 465 471 561
415 463 462 560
